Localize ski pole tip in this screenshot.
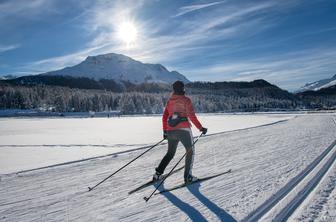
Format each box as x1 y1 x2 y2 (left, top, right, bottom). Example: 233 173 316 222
143 197 149 202
88 187 92 192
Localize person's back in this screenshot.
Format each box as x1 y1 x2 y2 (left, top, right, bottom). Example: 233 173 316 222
163 94 202 131
153 81 207 183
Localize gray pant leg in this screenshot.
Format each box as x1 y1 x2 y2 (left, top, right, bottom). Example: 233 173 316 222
156 138 178 174
179 130 194 179
156 130 194 178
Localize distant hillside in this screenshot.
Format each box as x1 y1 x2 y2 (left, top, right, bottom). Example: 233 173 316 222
2 75 171 93
187 80 295 100
296 85 336 109
4 75 129 92
2 75 296 99
42 53 190 84
185 80 299 112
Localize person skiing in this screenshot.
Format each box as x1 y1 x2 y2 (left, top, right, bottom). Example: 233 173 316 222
153 80 207 184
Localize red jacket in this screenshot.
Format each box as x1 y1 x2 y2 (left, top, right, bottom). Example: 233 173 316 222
162 94 202 131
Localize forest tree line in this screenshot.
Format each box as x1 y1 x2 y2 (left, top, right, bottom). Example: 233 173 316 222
0 83 312 114
1 75 335 113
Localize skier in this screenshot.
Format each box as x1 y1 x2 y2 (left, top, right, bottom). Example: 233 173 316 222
153 81 207 184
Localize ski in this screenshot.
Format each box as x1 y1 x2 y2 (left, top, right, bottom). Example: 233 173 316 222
128 166 185 194
155 169 232 195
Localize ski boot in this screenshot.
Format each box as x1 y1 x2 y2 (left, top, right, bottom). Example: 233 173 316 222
153 171 163 181
184 175 198 184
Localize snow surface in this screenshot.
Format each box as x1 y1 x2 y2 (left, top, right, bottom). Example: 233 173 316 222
0 114 292 174
0 114 335 221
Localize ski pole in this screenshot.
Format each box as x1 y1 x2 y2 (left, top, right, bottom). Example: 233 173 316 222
144 133 204 202
88 138 165 192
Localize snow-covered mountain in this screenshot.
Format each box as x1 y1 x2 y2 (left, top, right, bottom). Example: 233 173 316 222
42 53 190 84
296 74 336 92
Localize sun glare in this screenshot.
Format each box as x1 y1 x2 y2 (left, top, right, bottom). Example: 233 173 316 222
117 22 138 48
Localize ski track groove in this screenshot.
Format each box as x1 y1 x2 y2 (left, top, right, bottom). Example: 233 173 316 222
288 153 336 221
242 117 336 222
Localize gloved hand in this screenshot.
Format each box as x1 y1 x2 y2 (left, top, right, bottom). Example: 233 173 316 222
200 127 207 135
163 130 168 140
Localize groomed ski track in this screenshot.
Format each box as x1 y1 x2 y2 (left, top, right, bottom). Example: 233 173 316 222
242 139 336 221
0 114 335 221
242 116 336 222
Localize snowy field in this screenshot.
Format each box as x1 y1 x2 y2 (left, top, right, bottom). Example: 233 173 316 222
0 113 335 221
0 113 292 174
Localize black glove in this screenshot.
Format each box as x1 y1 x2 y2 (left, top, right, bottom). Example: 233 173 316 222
163 130 168 140
200 127 207 135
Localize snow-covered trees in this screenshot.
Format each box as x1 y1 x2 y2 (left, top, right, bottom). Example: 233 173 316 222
1 80 334 114
0 85 169 114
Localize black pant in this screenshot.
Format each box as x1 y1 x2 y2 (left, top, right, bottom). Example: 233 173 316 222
156 129 194 178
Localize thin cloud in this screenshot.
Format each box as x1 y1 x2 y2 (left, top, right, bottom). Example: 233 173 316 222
124 3 275 64
196 2 274 33
0 0 52 20
0 44 20 53
173 1 226 18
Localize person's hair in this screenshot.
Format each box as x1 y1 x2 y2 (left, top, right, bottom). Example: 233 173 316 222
172 81 185 95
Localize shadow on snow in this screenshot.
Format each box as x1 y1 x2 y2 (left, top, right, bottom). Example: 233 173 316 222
158 183 237 222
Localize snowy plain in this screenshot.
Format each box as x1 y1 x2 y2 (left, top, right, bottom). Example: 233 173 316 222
0 114 292 174
0 113 335 221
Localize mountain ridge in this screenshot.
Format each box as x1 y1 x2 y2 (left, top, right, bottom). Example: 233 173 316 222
42 53 190 84
296 74 336 92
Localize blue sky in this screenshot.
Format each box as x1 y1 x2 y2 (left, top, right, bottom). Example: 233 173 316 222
0 0 335 91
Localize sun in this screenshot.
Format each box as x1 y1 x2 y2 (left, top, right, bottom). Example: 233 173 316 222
117 22 138 48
